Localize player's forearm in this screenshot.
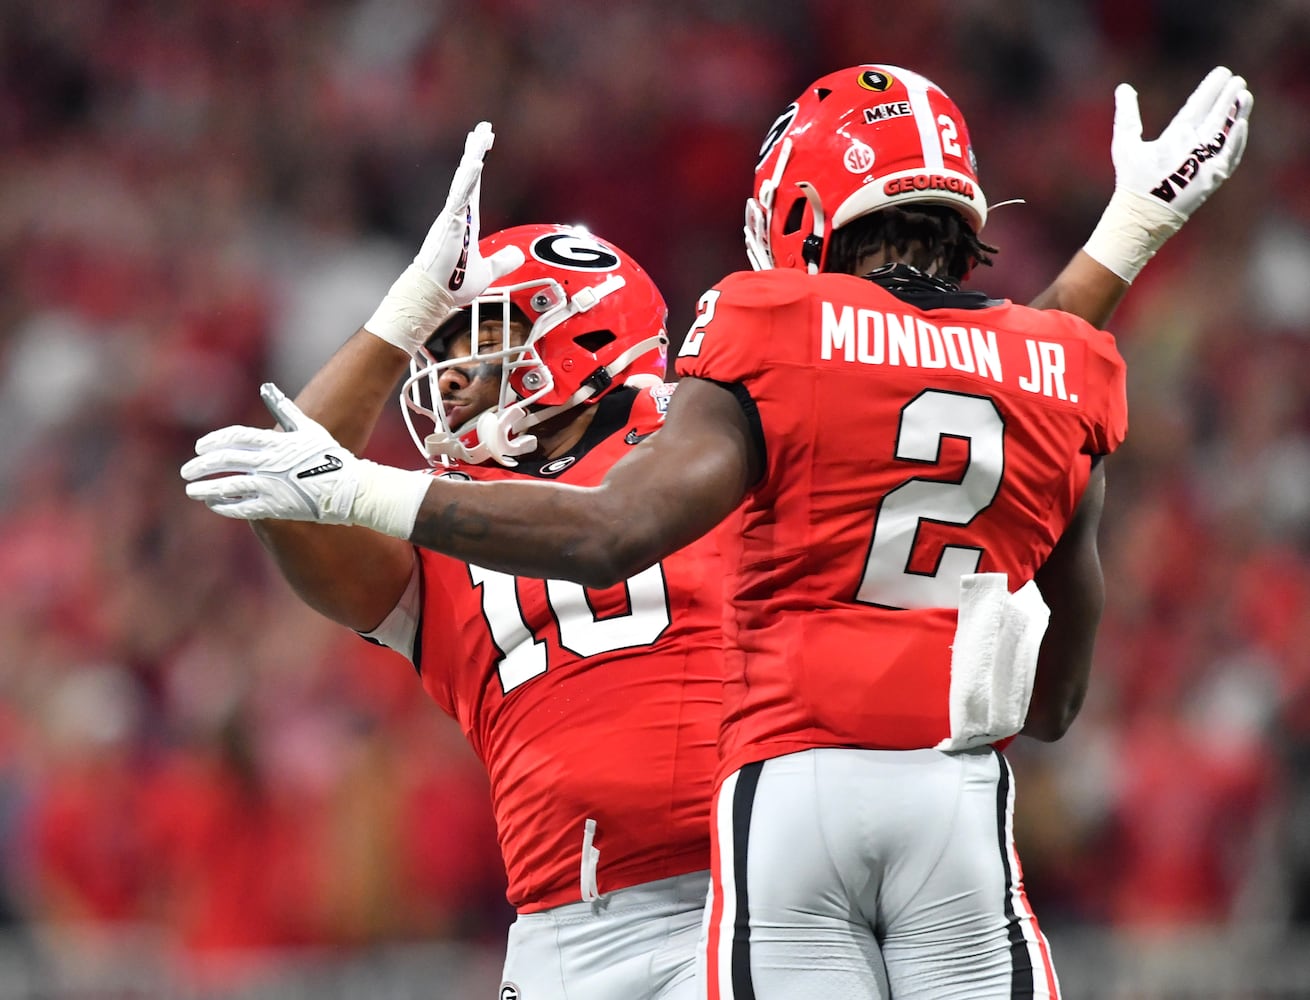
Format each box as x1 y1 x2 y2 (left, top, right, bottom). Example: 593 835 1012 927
1024 554 1104 742
292 328 414 452
411 477 662 588
1022 459 1107 740
408 392 752 586
248 330 417 629
252 519 416 632
1024 607 1100 741
1028 251 1129 329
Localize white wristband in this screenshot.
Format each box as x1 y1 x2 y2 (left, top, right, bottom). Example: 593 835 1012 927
363 264 458 356
350 461 433 539
1082 188 1186 283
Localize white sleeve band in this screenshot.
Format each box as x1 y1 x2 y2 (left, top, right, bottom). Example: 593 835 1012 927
350 461 432 539
363 263 458 356
360 553 422 663
1082 188 1186 284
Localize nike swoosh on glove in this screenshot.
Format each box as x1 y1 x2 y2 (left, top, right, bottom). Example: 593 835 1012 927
181 383 431 538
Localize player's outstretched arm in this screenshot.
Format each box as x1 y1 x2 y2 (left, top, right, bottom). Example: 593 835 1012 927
1023 461 1107 741
182 378 757 590
189 122 523 632
1027 252 1128 332
409 376 758 585
256 331 416 630
1028 66 1252 328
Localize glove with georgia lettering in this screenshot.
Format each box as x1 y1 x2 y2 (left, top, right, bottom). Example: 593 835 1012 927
364 122 525 356
1083 66 1253 282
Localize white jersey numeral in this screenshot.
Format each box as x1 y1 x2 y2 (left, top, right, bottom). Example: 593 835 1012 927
678 289 721 358
856 390 1004 610
548 564 671 657
470 564 672 693
468 564 548 692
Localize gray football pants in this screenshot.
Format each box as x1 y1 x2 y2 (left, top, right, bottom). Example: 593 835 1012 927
703 747 1060 999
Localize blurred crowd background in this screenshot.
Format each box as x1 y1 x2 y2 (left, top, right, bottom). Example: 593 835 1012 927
1 0 1308 996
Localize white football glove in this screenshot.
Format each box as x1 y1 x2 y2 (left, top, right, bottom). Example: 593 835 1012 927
364 122 526 356
1084 66 1252 282
181 384 432 539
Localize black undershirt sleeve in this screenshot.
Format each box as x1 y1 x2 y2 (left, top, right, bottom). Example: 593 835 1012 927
705 378 766 487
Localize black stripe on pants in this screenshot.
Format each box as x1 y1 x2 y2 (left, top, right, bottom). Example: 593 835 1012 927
731 761 764 1000
993 748 1035 998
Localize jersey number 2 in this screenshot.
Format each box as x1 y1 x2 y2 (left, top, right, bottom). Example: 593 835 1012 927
856 390 1004 610
468 564 672 693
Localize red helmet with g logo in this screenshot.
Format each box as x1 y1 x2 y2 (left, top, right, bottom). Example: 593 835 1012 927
402 224 669 466
745 65 987 273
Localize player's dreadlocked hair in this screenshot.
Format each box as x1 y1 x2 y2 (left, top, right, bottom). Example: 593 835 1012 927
823 205 998 283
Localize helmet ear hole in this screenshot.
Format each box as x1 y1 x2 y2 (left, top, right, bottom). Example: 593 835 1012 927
573 330 616 353
782 197 807 236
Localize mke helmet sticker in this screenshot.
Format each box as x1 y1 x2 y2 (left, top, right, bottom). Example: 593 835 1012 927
863 100 913 124
857 69 895 92
531 233 621 271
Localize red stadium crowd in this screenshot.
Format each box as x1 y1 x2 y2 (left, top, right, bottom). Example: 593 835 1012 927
0 0 1308 984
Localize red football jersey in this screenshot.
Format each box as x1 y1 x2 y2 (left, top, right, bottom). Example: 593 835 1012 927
676 268 1128 783
413 385 722 913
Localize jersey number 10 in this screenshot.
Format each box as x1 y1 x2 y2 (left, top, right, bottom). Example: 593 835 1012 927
469 564 672 694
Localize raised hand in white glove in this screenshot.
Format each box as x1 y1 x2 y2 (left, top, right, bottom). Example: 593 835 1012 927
365 122 526 356
1084 66 1253 282
181 383 432 538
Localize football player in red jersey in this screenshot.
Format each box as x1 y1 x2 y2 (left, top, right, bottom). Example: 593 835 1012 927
184 63 1250 1000
194 128 724 1000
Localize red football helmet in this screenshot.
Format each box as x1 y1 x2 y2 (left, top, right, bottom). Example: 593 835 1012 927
402 224 669 466
745 64 988 273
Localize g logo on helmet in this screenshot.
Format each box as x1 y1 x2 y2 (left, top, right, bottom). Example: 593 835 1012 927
756 101 798 169
500 984 521 1000
857 69 895 92
531 233 621 272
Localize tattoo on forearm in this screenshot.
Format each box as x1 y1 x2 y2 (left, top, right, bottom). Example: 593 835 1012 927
416 501 492 543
